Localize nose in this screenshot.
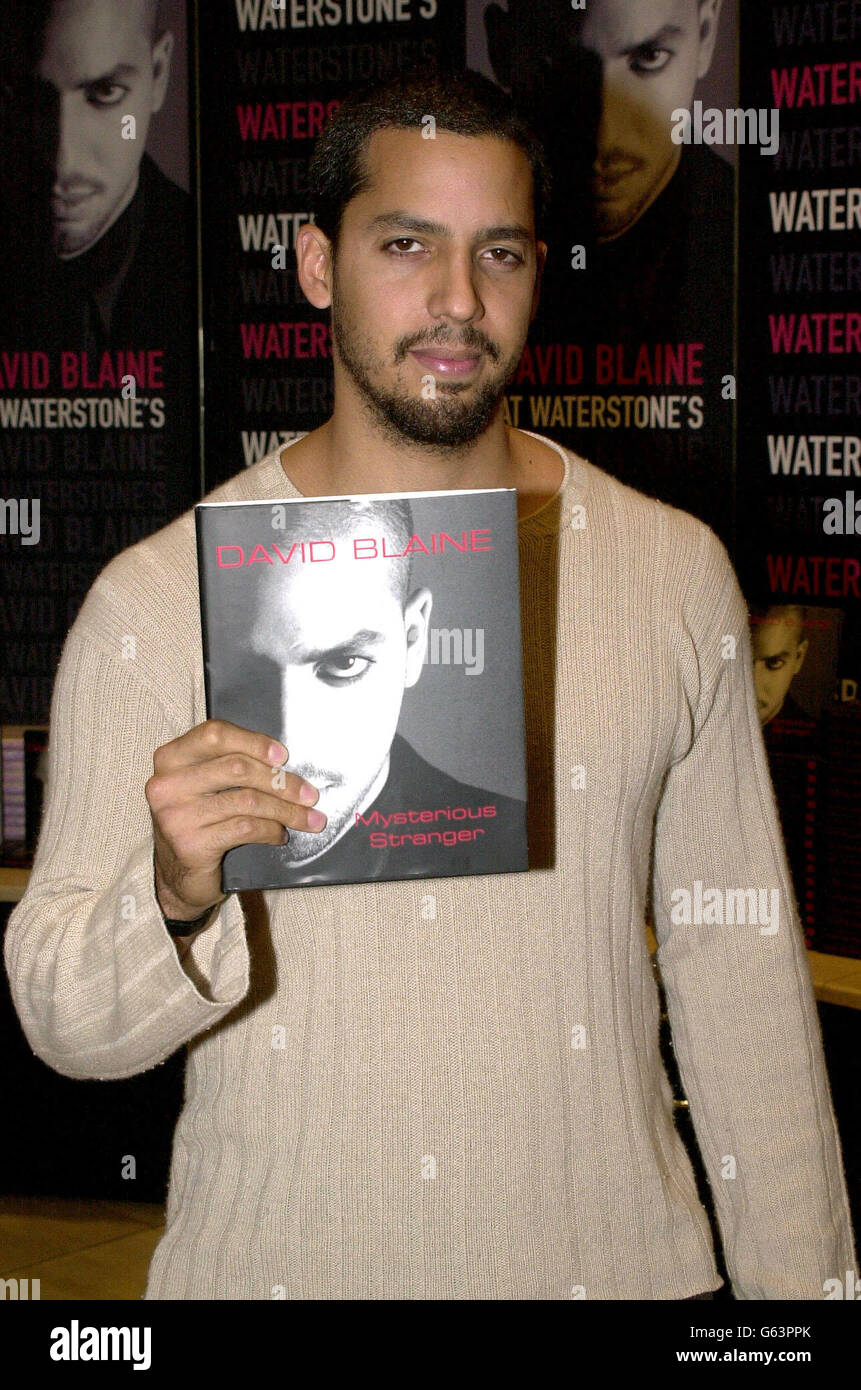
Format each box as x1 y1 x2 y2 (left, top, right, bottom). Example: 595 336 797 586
53 93 85 185
278 667 325 765
595 66 628 161
425 246 484 325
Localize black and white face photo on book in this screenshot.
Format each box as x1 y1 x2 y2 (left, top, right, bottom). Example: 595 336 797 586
202 491 529 888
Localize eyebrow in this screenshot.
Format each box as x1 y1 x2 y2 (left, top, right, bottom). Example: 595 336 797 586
619 24 685 54
297 629 388 663
365 212 533 243
76 64 140 87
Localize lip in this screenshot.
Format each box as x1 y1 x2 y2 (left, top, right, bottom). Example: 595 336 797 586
409 349 481 377
51 192 97 217
592 165 639 195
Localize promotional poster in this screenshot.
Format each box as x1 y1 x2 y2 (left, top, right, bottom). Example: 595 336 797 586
738 2 861 959
198 0 463 488
468 0 739 549
0 0 198 724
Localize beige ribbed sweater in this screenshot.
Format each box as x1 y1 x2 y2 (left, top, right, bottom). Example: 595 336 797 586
4 429 855 1300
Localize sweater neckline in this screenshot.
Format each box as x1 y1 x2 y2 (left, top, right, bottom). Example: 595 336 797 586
249 428 584 539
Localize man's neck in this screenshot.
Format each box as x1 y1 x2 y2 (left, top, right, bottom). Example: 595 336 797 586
278 412 564 520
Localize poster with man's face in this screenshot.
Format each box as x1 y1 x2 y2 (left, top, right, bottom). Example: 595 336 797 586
0 0 198 727
748 605 844 949
0 0 190 343
467 0 738 546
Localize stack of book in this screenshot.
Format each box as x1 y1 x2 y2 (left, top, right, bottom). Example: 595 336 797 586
1 726 49 868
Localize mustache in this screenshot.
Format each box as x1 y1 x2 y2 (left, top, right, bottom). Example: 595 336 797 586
51 180 104 200
592 152 646 177
282 767 345 792
394 326 501 364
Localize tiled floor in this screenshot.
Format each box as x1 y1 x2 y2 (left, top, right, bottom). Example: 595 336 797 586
0 1197 165 1299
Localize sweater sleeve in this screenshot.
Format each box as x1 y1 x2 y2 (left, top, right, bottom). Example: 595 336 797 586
3 597 251 1082
650 521 857 1300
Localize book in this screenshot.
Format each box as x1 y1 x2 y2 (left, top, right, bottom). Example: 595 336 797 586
195 488 529 891
0 725 49 868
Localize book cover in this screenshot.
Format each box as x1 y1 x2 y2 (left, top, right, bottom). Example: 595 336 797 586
0 725 49 868
1 726 27 866
195 488 528 891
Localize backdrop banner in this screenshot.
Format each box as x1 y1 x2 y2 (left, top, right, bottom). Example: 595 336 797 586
198 0 463 490
737 1 861 958
0 0 199 724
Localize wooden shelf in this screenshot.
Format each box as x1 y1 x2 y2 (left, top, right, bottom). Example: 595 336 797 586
0 868 31 903
805 952 861 1010
3 867 860 1008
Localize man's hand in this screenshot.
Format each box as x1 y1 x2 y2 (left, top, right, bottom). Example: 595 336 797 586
145 718 326 923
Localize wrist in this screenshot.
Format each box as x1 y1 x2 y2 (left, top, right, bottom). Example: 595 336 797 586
161 905 217 938
153 855 223 927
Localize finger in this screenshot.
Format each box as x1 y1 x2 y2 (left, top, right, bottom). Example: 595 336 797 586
190 785 327 834
153 719 287 777
148 753 318 810
204 813 311 856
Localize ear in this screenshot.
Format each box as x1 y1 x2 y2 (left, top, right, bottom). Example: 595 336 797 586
484 4 513 89
531 240 547 323
794 637 809 671
403 588 433 689
150 30 174 115
696 0 723 81
296 222 334 310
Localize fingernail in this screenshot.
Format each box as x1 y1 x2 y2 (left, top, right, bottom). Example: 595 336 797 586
307 808 327 830
268 741 287 765
299 781 318 805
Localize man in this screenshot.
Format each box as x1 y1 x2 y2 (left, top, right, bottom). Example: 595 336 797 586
207 494 526 888
752 605 812 728
0 0 190 354
4 70 855 1300
483 0 734 540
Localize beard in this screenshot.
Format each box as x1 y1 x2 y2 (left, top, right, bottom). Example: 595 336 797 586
278 756 391 863
330 269 524 449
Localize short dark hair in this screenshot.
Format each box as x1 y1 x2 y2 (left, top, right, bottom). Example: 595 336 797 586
3 0 163 47
307 67 552 255
750 603 808 646
265 497 415 607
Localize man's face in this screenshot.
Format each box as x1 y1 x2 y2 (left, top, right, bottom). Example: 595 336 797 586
247 541 431 861
487 0 721 241
35 0 172 256
580 0 714 239
321 128 544 448
752 612 808 726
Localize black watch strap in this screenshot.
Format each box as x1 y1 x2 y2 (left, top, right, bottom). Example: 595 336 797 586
161 907 215 938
